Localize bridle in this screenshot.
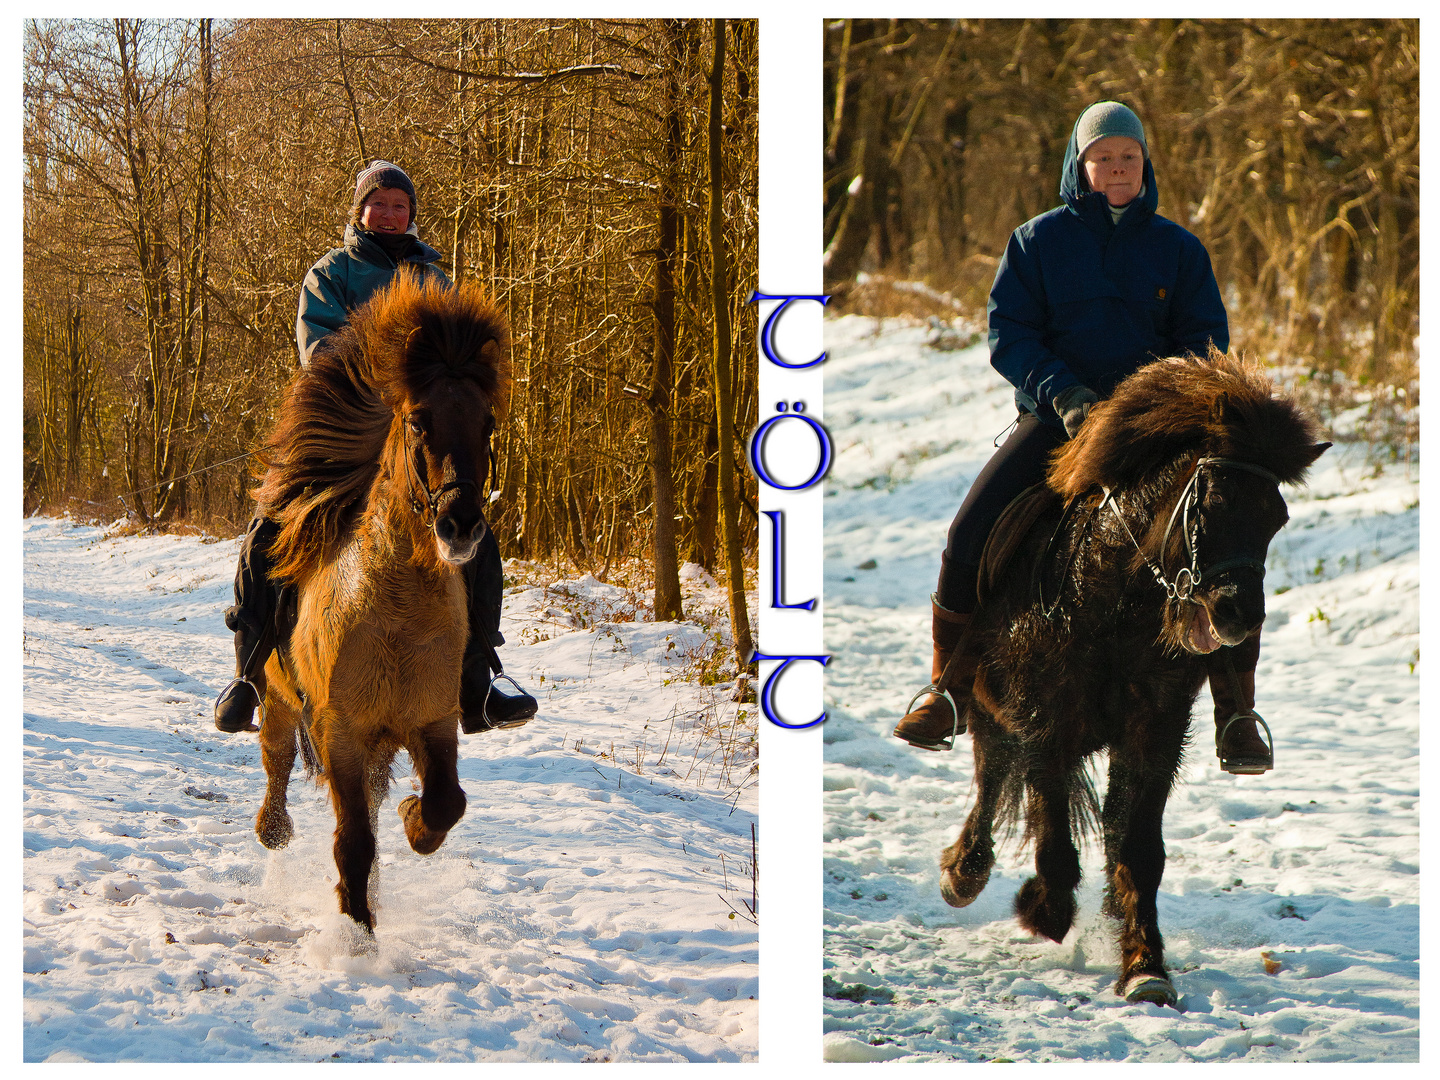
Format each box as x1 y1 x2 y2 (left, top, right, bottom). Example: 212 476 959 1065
1101 456 1280 604
402 419 486 531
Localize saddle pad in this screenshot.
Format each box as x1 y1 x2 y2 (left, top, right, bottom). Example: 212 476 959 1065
977 482 1062 607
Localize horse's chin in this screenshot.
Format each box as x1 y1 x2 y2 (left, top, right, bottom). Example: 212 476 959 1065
435 539 479 566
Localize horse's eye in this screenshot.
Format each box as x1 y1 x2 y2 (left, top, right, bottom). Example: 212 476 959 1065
408 419 425 436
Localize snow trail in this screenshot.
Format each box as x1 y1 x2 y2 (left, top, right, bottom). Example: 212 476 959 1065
24 519 757 1062
821 314 1418 1063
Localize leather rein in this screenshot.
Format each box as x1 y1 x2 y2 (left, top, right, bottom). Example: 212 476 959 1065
1042 456 1281 615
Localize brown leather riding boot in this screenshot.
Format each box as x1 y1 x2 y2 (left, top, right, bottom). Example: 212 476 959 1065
892 597 974 751
1207 636 1271 775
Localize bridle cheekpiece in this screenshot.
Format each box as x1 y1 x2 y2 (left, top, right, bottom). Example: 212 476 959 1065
1102 455 1280 605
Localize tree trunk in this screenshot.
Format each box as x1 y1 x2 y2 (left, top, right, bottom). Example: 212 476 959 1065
647 23 687 622
822 49 887 293
706 18 754 665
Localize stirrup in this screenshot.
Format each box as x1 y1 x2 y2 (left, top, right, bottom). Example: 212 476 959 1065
489 673 527 700
472 673 536 732
215 675 265 733
1216 709 1273 775
898 684 962 752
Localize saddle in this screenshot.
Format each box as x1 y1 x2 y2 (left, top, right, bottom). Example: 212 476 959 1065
976 482 1063 608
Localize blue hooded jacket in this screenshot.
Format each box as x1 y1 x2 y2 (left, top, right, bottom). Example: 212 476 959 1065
986 112 1229 427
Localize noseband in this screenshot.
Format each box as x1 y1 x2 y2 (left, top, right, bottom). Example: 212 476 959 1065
403 422 484 530
1102 456 1281 604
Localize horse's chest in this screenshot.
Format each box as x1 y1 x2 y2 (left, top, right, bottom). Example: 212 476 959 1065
293 551 467 721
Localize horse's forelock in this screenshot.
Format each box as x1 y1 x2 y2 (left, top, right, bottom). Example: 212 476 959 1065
1048 349 1323 499
358 273 511 420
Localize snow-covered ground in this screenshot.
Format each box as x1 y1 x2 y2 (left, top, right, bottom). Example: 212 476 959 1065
821 315 1419 1063
23 519 757 1062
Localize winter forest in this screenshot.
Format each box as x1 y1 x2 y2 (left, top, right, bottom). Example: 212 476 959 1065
23 18 759 644
823 19 1418 422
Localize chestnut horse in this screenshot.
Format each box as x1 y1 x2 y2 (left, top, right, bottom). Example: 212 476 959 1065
250 273 508 935
940 352 1327 1006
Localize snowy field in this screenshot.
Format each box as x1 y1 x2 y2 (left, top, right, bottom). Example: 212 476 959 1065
23 519 757 1062
821 314 1419 1062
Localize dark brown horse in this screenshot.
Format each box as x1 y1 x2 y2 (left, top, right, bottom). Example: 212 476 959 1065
250 273 509 936
940 351 1327 1006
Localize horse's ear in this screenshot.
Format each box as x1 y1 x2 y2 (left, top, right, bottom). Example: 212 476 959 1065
1302 441 1332 467
1209 392 1229 425
480 339 501 365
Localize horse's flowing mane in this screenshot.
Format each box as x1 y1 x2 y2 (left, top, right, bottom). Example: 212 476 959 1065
256 272 511 584
1047 349 1323 500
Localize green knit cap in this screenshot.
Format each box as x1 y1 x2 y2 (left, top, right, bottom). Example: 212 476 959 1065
1075 102 1148 160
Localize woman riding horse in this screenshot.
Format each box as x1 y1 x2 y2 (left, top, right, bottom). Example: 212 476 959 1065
214 160 537 737
895 102 1272 774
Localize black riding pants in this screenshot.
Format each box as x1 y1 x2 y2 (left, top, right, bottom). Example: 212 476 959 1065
936 411 1066 614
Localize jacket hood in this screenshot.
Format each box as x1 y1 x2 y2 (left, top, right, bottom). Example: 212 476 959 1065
1059 112 1158 224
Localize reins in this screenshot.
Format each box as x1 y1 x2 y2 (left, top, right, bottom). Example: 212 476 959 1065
1036 492 1098 619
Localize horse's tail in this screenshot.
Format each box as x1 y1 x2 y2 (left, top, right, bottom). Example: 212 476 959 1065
296 697 322 778
1000 754 1100 852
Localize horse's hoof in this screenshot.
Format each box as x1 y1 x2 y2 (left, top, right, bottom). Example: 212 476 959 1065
939 843 994 908
255 808 293 850
939 867 988 908
398 795 448 856
1119 972 1179 1008
1014 877 1075 943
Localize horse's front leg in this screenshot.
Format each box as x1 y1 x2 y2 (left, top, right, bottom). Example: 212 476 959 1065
327 741 378 933
1103 730 1185 1006
255 686 299 850
398 716 467 856
1013 761 1082 943
939 707 1012 907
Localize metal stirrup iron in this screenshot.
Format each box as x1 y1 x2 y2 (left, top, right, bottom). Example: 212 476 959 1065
902 683 961 752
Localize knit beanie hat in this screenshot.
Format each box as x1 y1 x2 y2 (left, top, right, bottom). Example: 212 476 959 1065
351 160 417 225
1074 102 1148 160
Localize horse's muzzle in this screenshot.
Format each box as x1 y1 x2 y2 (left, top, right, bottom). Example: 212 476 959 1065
1184 595 1262 654
434 512 487 565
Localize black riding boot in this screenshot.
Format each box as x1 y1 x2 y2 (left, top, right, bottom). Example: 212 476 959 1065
459 528 537 734
215 516 282 733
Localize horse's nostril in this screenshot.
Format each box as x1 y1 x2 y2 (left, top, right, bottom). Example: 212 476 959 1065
435 516 459 543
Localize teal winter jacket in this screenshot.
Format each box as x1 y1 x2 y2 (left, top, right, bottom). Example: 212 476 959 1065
295 223 449 365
